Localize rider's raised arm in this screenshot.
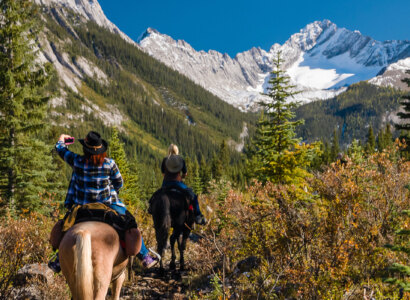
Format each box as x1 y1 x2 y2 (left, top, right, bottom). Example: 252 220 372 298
55 134 78 167
110 160 123 193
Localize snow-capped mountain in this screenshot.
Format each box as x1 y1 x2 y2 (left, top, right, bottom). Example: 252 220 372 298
35 0 136 45
369 57 410 90
138 20 410 111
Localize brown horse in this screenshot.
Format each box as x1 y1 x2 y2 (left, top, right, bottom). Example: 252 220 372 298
59 221 140 300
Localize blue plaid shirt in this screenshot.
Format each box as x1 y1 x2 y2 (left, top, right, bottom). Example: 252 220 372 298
56 141 126 211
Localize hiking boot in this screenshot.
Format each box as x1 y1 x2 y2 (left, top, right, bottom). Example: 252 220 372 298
48 253 61 273
195 214 207 225
141 254 158 269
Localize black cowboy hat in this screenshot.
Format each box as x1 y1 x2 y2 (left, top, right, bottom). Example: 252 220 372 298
79 131 108 155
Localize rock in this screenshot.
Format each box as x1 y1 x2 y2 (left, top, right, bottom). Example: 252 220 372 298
11 284 43 300
16 264 54 286
234 256 261 274
188 233 203 243
142 276 153 281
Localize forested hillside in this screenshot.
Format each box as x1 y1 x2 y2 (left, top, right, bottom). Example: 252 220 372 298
37 5 257 193
295 82 405 147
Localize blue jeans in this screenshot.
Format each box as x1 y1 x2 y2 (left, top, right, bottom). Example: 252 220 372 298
137 237 149 259
162 181 202 216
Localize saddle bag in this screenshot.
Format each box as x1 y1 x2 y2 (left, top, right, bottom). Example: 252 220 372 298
50 219 64 250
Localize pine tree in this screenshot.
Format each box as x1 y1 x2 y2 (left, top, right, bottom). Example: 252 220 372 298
199 154 211 193
191 163 203 195
384 123 393 148
322 140 331 165
218 140 230 170
365 126 376 154
184 157 193 187
395 70 410 157
330 129 340 162
377 127 386 152
377 124 393 152
211 152 223 182
109 128 141 209
0 0 60 214
248 52 317 185
384 210 410 292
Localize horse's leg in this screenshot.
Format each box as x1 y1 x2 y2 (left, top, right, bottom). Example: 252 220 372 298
169 229 180 270
154 195 170 272
156 231 167 271
111 271 125 300
93 256 114 300
178 228 190 271
127 256 134 282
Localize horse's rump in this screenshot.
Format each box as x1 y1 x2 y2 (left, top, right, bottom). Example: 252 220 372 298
59 222 128 299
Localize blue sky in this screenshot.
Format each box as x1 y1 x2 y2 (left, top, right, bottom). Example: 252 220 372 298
99 0 410 57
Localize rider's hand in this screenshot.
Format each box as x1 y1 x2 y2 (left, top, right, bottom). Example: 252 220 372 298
58 134 72 142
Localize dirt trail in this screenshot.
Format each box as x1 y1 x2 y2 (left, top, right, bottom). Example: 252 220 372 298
121 266 191 300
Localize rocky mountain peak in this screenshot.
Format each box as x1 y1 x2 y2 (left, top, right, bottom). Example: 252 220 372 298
34 0 136 45
138 20 410 111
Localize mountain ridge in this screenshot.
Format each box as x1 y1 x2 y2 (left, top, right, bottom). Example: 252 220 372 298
138 20 410 111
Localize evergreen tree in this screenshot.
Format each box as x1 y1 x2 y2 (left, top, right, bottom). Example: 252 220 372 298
330 129 340 161
322 140 331 165
384 123 393 148
109 128 141 209
218 140 230 170
0 0 59 214
211 152 223 182
384 210 410 292
184 156 193 187
248 52 317 185
377 127 386 152
199 154 211 192
395 70 410 157
210 140 231 182
377 124 393 152
191 163 203 195
365 126 376 154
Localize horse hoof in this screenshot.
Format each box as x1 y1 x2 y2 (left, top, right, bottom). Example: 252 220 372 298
170 262 176 270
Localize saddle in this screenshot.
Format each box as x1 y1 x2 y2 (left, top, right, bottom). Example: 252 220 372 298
148 186 193 215
62 203 138 241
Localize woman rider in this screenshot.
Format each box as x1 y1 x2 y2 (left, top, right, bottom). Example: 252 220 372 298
161 144 206 225
48 131 158 272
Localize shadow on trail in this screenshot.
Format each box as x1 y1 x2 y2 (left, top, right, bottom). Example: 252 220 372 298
121 264 193 300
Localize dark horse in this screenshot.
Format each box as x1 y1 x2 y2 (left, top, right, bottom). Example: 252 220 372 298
150 187 194 271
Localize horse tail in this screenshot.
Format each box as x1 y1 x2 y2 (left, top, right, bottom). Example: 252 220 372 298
154 194 171 252
75 230 93 300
